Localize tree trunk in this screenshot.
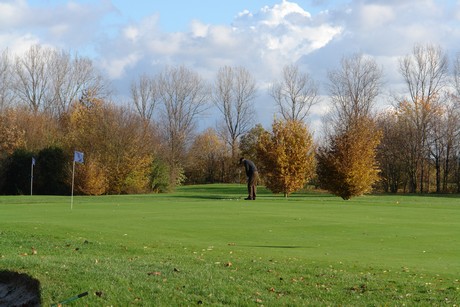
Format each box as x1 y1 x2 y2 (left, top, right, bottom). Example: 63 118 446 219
435 156 441 193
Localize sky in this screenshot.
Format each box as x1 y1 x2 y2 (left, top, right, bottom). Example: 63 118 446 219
2 0 460 133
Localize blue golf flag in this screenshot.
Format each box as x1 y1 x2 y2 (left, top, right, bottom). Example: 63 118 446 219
32 157 35 166
74 151 84 164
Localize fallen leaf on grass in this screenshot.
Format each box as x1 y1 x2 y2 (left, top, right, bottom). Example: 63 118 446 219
95 291 104 297
225 262 232 267
348 284 367 293
147 271 162 276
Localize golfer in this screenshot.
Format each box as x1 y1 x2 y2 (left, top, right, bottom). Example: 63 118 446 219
239 157 258 200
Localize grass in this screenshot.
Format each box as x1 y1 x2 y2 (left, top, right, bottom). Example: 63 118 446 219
0 184 459 306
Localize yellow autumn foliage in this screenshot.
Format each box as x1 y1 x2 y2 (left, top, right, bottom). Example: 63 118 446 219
257 119 315 197
0 109 25 156
317 117 382 200
68 96 154 195
186 128 227 184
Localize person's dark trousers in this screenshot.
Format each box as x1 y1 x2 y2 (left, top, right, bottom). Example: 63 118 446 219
247 171 259 200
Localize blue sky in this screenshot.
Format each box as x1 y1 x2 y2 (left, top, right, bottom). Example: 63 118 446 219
2 0 460 131
108 1 348 31
112 0 285 31
28 0 309 31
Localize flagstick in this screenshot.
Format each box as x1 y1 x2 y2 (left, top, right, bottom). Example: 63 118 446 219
30 161 34 196
71 159 75 210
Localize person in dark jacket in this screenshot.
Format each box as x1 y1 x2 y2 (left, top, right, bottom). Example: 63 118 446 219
239 157 258 200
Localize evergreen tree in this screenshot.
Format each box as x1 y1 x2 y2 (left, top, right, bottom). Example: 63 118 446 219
36 147 69 195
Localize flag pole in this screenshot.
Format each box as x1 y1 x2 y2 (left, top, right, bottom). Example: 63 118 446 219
30 158 34 196
71 151 84 209
71 159 75 210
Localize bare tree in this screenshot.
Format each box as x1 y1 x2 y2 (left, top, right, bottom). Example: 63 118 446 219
49 50 108 117
13 44 52 113
130 73 158 123
269 64 319 122
376 111 408 193
451 53 460 192
397 43 448 192
12 44 108 116
327 53 383 131
400 44 448 105
212 66 256 160
427 101 460 193
454 52 460 97
0 49 13 110
157 65 210 186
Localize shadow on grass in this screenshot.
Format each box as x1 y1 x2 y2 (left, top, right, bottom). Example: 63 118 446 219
177 184 460 201
246 245 308 249
0 270 41 306
170 195 244 200
375 192 460 199
173 184 338 201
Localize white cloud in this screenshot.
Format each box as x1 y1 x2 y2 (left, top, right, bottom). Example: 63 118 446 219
360 4 395 29
0 33 39 55
222 1 342 80
100 52 142 79
0 0 115 52
49 24 70 37
310 99 331 117
123 26 140 42
0 0 28 28
94 0 342 86
259 0 312 26
208 25 238 48
190 20 209 38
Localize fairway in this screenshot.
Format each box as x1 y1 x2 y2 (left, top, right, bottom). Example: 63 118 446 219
0 184 459 305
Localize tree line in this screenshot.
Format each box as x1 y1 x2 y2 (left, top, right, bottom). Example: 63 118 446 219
1 43 460 198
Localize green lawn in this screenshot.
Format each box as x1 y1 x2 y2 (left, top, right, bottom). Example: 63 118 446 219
0 184 459 305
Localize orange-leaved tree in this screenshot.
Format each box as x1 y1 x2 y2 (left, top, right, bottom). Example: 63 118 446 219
257 119 315 197
316 117 381 200
185 128 227 184
68 93 154 195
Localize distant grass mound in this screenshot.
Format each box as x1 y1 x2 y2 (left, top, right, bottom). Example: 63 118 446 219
0 184 459 305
